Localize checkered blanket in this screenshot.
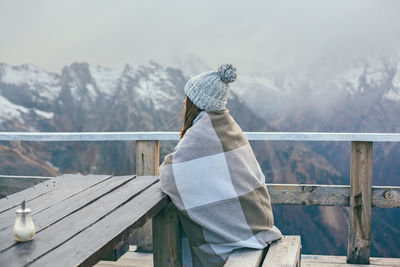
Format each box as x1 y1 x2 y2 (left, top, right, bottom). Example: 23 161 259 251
160 109 282 267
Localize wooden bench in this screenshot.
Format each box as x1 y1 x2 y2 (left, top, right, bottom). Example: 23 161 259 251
96 236 302 267
224 236 301 267
154 202 302 267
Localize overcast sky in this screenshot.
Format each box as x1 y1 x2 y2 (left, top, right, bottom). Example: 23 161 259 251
1 0 400 75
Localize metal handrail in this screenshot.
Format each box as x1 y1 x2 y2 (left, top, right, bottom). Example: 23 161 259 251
1 131 400 142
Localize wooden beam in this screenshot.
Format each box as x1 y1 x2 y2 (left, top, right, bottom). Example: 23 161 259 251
372 186 400 208
347 141 373 264
136 141 160 176
224 248 264 267
267 184 400 208
268 184 349 206
262 236 301 267
152 203 182 267
135 140 160 252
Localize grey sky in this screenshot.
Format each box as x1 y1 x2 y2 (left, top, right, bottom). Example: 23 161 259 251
1 0 400 75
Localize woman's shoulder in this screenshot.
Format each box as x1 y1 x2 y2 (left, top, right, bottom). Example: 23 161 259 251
185 109 249 152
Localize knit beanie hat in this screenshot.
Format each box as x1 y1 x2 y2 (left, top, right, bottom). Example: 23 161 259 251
184 64 237 111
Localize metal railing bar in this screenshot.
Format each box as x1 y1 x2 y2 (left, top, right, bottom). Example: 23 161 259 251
0 132 400 142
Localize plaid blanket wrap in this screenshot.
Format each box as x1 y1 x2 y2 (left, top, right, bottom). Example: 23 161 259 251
160 109 282 266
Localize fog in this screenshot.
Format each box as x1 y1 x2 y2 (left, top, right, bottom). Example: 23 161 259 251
1 0 399 78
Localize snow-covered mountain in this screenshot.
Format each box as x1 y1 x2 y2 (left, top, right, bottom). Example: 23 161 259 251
234 56 400 120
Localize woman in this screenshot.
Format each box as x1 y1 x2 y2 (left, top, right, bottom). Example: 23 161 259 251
159 64 282 266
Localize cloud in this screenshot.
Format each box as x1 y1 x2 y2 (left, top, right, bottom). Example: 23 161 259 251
0 0 399 79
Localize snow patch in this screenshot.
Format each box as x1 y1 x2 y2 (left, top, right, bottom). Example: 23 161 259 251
89 65 121 96
0 64 61 101
0 95 29 124
384 63 400 102
383 90 400 102
365 66 386 85
86 84 97 99
393 65 400 89
121 64 178 110
34 109 54 119
135 74 176 109
335 62 365 95
67 69 82 101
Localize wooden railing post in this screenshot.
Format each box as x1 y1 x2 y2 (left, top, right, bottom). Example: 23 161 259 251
135 140 160 252
347 141 373 264
153 203 182 267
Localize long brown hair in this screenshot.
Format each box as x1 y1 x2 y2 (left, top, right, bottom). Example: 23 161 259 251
180 96 202 139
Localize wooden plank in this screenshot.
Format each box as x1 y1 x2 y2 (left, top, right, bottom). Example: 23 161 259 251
2 131 400 142
136 141 160 176
262 236 301 267
29 182 169 267
224 248 264 267
0 175 135 253
302 254 400 266
267 184 400 208
0 174 110 213
0 174 113 231
135 140 160 252
268 184 349 206
0 174 72 213
0 176 159 267
0 175 51 198
347 141 373 264
372 186 400 208
152 203 182 267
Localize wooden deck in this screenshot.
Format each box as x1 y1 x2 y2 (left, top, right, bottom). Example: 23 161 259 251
95 247 400 267
301 255 400 266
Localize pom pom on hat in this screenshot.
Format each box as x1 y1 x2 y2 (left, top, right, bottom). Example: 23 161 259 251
217 64 237 84
184 64 238 111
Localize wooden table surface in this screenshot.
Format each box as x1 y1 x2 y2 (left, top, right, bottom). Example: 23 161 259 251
0 174 168 267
